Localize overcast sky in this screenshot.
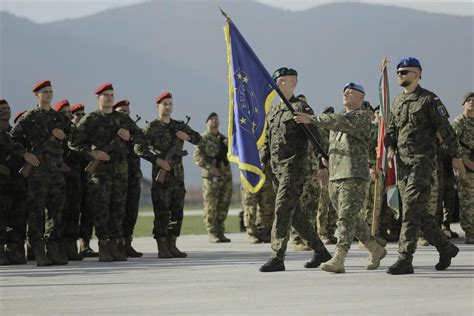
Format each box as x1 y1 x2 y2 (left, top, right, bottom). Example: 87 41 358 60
0 0 472 23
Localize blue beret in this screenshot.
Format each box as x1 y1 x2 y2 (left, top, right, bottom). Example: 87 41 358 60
343 82 365 95
397 57 422 70
272 67 298 81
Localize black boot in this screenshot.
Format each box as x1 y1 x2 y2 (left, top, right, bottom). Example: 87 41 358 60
65 240 84 261
386 258 414 275
6 243 27 264
304 249 332 268
218 234 231 243
79 238 99 258
156 237 173 259
0 245 10 265
435 243 459 271
26 241 35 261
46 241 68 265
259 258 285 272
124 237 143 258
167 236 187 258
98 239 114 262
32 241 53 267
108 238 127 261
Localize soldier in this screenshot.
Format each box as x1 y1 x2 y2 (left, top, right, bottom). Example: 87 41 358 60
5 110 29 264
10 80 69 266
240 164 274 243
452 92 474 244
135 92 202 258
295 82 387 273
259 67 331 272
384 57 465 274
193 112 232 243
113 100 143 257
69 83 142 262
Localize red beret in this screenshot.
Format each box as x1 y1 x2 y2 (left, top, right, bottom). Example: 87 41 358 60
155 92 172 104
32 80 52 93
71 103 85 114
95 83 114 95
14 110 27 124
54 99 70 111
0 99 8 106
113 100 130 109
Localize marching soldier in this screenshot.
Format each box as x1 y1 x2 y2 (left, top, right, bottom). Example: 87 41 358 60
135 92 202 258
193 112 232 243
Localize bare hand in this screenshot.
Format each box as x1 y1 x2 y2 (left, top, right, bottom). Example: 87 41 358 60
176 131 189 141
90 150 110 161
23 152 40 167
210 167 221 177
51 128 65 140
156 158 171 171
293 112 312 124
387 149 396 168
318 168 329 185
117 128 130 141
369 168 377 181
452 158 466 178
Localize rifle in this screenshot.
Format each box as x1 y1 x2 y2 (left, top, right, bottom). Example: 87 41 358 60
85 114 141 176
155 116 191 183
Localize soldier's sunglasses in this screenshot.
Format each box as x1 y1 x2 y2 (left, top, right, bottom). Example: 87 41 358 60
397 70 415 76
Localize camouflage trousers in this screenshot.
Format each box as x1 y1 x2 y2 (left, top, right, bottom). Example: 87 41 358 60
6 174 28 244
151 175 185 238
459 172 474 237
242 167 275 238
122 174 141 239
397 162 450 260
317 182 338 239
291 177 319 243
61 168 82 241
439 163 456 226
79 171 93 241
328 178 374 253
0 180 7 244
27 166 65 243
270 173 325 260
87 162 128 240
202 165 232 237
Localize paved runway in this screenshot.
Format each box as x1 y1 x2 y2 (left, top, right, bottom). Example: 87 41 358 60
1 232 473 315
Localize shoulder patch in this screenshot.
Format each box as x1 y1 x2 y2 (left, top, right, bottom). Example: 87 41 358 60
437 104 447 117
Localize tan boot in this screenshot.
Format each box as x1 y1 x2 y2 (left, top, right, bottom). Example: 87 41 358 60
365 240 387 270
293 243 312 251
417 237 429 246
321 248 347 273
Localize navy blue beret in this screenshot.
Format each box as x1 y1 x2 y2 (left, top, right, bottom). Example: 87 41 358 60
343 82 365 95
397 57 422 70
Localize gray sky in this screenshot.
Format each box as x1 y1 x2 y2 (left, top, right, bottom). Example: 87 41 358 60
0 0 472 23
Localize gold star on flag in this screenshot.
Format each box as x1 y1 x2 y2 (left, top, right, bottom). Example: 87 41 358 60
242 76 249 84
240 117 247 125
237 72 243 80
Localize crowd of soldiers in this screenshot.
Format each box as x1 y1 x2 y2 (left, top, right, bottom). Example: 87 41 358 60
0 56 473 276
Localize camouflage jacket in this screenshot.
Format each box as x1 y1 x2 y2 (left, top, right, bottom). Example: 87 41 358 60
68 110 143 164
193 130 231 180
385 85 460 165
10 107 67 170
135 118 202 180
260 97 321 176
452 113 474 171
310 107 370 181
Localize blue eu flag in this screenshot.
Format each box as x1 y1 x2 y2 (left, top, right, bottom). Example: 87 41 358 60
224 20 277 193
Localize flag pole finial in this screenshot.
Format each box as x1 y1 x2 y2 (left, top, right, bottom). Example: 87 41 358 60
381 56 389 71
219 6 231 22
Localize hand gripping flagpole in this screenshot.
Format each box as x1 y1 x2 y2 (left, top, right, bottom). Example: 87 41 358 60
219 7 328 160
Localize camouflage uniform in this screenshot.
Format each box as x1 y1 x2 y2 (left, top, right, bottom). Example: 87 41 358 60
193 130 232 239
69 110 142 257
10 108 67 252
240 164 275 242
135 118 201 239
452 113 474 240
310 107 375 252
122 141 142 241
385 85 460 261
260 97 326 260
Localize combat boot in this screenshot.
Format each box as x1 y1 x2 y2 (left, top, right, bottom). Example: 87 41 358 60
46 241 68 265
79 238 99 257
435 243 459 271
293 242 312 251
0 245 10 265
167 236 187 258
32 241 53 267
124 237 143 258
109 238 127 261
386 258 414 275
259 258 285 272
247 234 261 244
65 240 84 261
218 234 231 243
156 237 173 258
365 240 387 270
208 234 221 243
321 248 347 273
304 249 332 268
6 243 27 264
26 241 35 261
465 235 474 244
98 239 114 262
